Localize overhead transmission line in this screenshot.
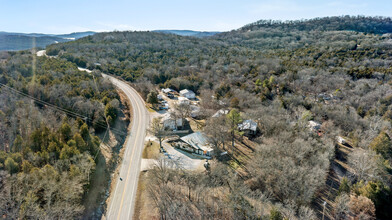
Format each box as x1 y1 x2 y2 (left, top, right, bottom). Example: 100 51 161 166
85 68 114 160
0 82 127 136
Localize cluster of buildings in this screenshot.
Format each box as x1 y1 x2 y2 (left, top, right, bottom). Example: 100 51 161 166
157 88 259 159
159 88 215 158
169 117 258 158
159 88 198 130
161 88 196 100
158 88 348 160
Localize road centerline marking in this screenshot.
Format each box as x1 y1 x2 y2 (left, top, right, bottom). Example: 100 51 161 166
116 87 143 220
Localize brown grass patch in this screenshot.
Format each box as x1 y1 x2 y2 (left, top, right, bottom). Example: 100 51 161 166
142 141 160 159
133 172 159 220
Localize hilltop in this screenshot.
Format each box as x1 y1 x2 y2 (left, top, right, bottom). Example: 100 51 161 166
153 30 219 37
238 15 392 34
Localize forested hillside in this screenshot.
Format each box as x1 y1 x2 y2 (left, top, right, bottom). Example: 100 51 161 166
0 51 121 219
239 16 392 34
3 16 392 219
153 30 220 37
44 16 392 219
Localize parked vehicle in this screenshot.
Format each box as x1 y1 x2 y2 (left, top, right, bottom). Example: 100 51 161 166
167 93 174 98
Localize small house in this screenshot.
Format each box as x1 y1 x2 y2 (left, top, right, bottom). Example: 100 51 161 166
337 136 346 145
308 120 321 132
162 88 174 94
218 100 226 106
238 119 258 136
178 97 190 105
162 113 183 130
162 88 175 98
180 89 196 99
175 132 214 157
212 109 229 118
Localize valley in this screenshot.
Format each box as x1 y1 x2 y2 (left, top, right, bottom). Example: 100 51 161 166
1 15 392 220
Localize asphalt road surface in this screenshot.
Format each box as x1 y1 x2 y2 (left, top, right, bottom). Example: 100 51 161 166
104 74 148 220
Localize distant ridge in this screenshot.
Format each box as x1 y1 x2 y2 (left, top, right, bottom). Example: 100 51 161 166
239 15 392 34
0 31 96 51
153 30 219 37
55 31 97 39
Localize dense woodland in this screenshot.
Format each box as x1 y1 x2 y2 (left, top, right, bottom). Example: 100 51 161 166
45 16 392 219
0 51 121 219
1 16 392 219
239 16 392 34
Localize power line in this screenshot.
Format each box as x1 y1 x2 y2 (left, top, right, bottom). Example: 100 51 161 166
0 83 127 135
0 82 128 136
0 83 85 118
84 68 117 159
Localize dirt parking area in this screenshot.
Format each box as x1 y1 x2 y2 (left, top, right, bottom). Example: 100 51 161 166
162 141 205 170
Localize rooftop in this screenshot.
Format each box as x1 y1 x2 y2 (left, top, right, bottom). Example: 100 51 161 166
212 109 229 118
308 120 321 131
238 119 257 131
178 96 189 101
162 88 174 93
161 112 181 121
180 89 195 95
180 132 212 151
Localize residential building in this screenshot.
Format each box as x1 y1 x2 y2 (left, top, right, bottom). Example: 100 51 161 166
161 113 183 130
180 89 196 99
238 119 258 136
174 132 214 157
212 109 229 118
238 119 257 136
308 120 321 131
178 96 190 105
162 88 174 94
337 136 346 145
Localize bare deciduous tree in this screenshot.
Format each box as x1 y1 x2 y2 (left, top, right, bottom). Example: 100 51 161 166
348 148 386 183
173 103 191 127
148 117 169 149
204 117 229 151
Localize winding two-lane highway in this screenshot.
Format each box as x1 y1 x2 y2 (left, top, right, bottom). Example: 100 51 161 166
103 74 148 220
36 49 148 219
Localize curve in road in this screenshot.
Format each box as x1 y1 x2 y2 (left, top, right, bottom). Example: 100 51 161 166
103 74 148 220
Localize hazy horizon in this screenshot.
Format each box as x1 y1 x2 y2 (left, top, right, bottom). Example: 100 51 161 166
1 0 392 34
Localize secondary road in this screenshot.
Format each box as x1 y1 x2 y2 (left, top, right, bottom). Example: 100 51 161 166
103 74 149 220
36 50 148 219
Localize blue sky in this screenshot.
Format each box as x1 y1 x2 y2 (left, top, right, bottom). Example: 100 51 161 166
1 0 391 34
